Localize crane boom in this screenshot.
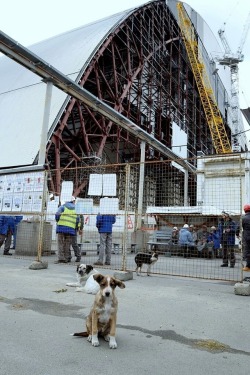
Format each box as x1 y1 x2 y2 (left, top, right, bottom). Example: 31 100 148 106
177 2 232 154
217 10 250 151
237 11 250 55
218 28 232 55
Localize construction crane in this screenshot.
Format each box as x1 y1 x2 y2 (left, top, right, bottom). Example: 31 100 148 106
177 2 232 154
217 11 250 152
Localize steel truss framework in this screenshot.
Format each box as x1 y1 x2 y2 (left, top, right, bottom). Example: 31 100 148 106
45 1 230 196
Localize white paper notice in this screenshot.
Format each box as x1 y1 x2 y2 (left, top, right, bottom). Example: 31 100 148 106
100 197 119 214
22 193 33 212
32 192 43 212
88 174 102 196
60 181 74 203
47 197 60 220
24 173 35 192
102 174 117 196
75 198 93 214
14 175 24 193
88 174 117 196
2 195 12 211
12 194 23 211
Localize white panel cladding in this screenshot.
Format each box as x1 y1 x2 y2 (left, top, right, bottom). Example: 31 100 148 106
0 10 132 168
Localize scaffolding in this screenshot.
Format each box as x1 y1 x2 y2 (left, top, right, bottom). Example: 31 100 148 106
45 1 226 185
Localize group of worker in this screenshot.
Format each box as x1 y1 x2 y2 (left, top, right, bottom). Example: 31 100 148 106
172 223 222 259
54 196 116 265
171 205 250 271
0 196 116 266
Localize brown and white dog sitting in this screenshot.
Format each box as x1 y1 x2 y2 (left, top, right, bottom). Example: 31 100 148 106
73 273 125 349
66 264 99 294
135 252 158 276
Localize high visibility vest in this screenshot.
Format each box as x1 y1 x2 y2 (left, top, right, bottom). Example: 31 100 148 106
57 207 77 229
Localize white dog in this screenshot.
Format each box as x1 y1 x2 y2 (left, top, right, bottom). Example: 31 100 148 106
66 264 99 294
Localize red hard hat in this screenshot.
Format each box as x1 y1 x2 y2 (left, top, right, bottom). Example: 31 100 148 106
244 204 250 213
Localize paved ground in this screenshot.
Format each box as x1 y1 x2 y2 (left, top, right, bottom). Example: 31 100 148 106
1 255 250 375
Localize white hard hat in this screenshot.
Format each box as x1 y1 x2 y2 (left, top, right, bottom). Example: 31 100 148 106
183 224 189 228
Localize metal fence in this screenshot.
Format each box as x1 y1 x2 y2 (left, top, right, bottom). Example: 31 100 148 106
0 153 247 282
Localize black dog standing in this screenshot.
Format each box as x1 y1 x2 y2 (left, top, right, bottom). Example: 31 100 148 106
135 252 158 276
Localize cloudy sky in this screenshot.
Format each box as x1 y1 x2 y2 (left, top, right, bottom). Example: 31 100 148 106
1 0 249 125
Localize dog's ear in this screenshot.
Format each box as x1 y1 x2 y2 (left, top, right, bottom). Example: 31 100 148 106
76 265 80 272
114 278 126 289
93 273 104 284
86 265 93 273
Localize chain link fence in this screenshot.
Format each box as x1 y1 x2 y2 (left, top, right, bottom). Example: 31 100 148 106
0 154 247 282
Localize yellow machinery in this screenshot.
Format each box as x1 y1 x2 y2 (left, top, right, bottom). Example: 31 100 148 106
177 2 232 154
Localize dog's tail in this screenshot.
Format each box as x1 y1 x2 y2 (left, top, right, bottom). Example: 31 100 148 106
72 331 88 337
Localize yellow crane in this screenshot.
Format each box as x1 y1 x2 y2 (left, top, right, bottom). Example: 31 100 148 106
177 2 232 154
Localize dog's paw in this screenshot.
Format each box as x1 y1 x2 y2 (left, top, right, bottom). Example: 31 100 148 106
92 341 100 347
104 335 110 342
91 335 100 347
109 336 117 349
87 335 92 342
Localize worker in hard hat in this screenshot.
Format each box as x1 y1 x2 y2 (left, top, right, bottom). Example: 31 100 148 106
171 226 179 245
242 204 250 272
54 196 80 264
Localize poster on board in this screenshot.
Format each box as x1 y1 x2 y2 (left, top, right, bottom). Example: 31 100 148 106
102 174 117 196
88 174 102 196
75 198 93 214
24 173 35 192
88 174 117 196
0 171 46 213
2 195 12 211
99 197 119 214
12 194 22 211
60 181 74 204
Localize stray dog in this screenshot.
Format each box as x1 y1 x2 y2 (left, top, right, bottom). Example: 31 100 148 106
135 252 158 276
66 264 99 294
73 273 125 349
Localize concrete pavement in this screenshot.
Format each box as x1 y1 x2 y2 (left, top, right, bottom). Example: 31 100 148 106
0 255 250 375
